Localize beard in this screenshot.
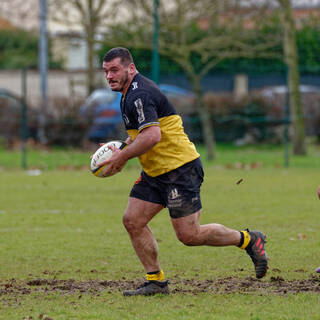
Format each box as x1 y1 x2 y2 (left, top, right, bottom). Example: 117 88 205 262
110 70 129 92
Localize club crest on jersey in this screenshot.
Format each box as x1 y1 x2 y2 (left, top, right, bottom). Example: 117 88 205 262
134 98 145 124
132 82 138 90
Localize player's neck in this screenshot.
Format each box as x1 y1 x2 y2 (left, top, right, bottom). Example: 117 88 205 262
122 71 138 95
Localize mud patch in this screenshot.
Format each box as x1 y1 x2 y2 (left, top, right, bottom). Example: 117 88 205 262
171 275 320 295
1 275 320 297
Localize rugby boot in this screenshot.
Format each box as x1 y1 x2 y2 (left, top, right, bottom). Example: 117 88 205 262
245 229 268 279
123 280 170 296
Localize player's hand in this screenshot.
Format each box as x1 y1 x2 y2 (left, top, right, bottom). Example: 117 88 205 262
100 144 127 177
90 142 107 160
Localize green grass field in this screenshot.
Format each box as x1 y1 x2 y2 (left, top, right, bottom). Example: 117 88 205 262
0 143 320 319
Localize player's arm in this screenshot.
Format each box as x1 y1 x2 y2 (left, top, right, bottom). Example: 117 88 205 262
102 125 161 177
122 125 161 159
102 92 160 176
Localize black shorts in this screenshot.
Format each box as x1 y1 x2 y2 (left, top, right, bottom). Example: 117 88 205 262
130 158 204 219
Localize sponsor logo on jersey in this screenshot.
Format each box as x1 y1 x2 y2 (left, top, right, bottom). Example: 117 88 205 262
134 98 145 124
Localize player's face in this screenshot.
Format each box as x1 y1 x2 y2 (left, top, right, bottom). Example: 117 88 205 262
102 58 131 93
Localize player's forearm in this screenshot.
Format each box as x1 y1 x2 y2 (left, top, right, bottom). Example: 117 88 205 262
121 126 161 161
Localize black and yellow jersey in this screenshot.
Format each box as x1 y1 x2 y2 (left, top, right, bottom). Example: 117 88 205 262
121 73 199 177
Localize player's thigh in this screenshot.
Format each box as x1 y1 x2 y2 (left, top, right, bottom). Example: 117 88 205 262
123 197 164 230
170 210 201 242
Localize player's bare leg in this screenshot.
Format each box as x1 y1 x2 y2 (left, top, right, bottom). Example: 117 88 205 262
122 197 169 296
122 197 164 273
171 210 241 246
171 210 268 278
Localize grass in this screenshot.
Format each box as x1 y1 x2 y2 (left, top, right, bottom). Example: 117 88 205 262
0 143 320 170
1 140 320 170
0 142 320 319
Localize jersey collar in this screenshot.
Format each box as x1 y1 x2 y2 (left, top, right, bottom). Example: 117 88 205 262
124 73 140 96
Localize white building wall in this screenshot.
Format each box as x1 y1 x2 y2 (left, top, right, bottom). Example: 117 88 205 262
0 70 105 108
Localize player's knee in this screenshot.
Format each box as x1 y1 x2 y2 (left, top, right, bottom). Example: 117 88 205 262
122 214 135 233
176 231 198 246
122 214 142 235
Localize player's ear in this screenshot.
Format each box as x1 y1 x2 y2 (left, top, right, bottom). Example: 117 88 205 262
129 63 136 74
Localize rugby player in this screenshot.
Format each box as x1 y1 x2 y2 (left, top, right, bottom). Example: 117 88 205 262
100 47 268 296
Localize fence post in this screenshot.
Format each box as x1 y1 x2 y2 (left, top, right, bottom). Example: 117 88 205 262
21 68 28 169
152 0 159 84
38 0 48 144
284 65 290 168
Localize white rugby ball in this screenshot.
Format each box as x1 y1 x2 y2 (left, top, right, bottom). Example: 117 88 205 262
90 140 126 178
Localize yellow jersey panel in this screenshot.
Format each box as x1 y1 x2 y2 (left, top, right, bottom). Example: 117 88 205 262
127 114 199 177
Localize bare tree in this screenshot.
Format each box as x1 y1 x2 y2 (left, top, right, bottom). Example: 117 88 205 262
277 0 306 155
49 0 121 95
103 0 281 160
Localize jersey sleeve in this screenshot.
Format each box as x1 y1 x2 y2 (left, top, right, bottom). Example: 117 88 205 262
129 92 159 131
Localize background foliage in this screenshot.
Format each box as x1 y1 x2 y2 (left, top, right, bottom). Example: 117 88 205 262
0 29 61 69
98 24 320 76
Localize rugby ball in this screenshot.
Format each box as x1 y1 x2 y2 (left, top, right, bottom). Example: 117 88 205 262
90 140 126 177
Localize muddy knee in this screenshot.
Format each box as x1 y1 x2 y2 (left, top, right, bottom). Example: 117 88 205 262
123 214 135 232
176 231 198 246
123 214 146 237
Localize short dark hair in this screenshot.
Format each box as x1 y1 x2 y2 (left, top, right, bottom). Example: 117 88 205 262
103 47 134 66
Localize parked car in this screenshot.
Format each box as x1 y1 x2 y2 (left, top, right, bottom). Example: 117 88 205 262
79 88 123 142
260 84 320 137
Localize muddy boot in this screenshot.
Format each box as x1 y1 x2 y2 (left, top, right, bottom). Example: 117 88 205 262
245 229 268 279
123 280 170 296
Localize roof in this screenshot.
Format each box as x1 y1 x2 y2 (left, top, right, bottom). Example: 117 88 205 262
0 16 15 30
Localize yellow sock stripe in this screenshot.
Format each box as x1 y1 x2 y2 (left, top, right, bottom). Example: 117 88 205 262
240 230 251 249
146 270 165 281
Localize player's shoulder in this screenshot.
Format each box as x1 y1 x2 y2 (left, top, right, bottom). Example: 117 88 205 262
127 73 162 98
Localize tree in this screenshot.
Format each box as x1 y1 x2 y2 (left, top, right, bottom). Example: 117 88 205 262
0 30 38 69
297 25 320 73
277 0 306 155
102 0 281 160
0 0 38 31
48 0 121 95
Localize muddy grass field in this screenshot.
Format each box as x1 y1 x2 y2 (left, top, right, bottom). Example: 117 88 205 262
2 274 320 296
0 167 320 319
